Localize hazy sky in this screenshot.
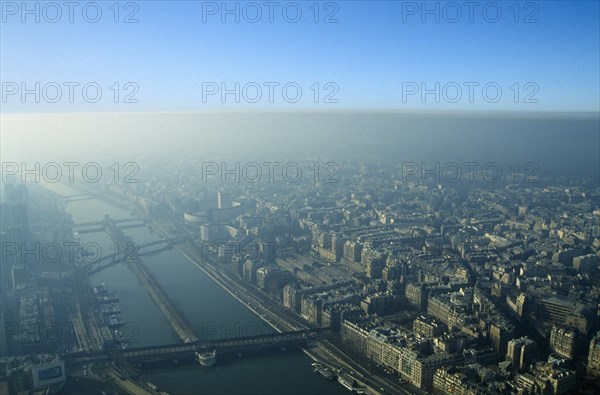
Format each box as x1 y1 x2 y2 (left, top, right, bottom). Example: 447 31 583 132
1 0 599 112
1 112 598 183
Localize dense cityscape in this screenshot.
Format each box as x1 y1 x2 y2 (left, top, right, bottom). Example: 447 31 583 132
1 158 600 394
2 1 599 394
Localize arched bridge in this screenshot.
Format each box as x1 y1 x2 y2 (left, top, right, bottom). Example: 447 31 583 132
71 234 197 276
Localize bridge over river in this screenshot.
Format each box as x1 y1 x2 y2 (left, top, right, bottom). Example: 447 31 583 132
61 194 98 203
63 329 323 364
70 215 197 275
73 216 151 234
83 234 197 275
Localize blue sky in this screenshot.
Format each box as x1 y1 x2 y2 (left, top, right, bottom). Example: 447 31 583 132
1 0 599 112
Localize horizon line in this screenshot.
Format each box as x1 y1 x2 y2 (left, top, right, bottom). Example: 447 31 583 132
1 109 599 118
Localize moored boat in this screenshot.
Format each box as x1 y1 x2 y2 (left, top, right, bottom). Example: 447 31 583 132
195 350 216 367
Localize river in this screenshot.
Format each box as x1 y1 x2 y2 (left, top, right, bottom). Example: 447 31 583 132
43 182 348 395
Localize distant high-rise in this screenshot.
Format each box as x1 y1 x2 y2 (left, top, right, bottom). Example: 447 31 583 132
11 265 27 288
217 191 232 209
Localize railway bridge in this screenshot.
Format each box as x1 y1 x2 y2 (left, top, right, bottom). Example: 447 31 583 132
63 329 323 364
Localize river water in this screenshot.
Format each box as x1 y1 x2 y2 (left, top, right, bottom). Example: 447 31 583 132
45 183 347 395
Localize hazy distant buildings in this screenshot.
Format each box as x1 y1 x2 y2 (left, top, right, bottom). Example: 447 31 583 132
11 265 28 288
217 191 232 209
243 259 265 283
199 223 238 242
